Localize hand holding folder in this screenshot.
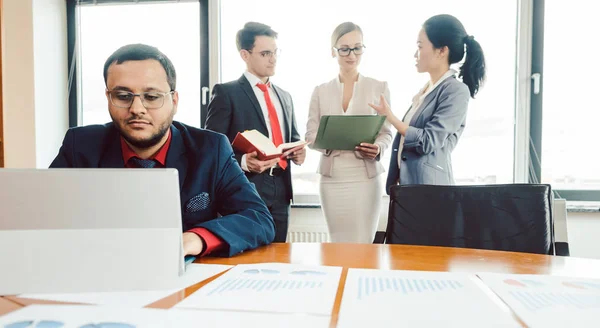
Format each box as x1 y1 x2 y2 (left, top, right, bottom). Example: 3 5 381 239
232 130 308 160
313 115 386 151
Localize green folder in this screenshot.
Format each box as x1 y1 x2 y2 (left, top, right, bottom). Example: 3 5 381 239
313 115 387 151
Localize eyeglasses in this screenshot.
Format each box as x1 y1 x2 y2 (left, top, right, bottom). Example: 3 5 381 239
107 90 174 110
248 48 281 58
334 45 366 57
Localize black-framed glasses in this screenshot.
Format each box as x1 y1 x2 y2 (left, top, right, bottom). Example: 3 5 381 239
107 90 174 110
248 48 281 58
334 45 366 57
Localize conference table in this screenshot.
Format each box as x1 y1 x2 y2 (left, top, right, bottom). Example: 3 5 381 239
3 243 600 326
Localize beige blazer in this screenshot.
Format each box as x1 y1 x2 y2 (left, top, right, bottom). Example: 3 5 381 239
305 74 393 178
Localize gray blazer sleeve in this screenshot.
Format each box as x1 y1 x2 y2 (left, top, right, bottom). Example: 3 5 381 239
403 82 470 155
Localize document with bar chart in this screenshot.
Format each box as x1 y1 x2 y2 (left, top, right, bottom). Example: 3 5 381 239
0 304 331 328
477 273 600 327
175 263 342 315
337 269 520 328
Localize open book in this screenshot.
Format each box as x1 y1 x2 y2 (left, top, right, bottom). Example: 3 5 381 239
232 130 308 160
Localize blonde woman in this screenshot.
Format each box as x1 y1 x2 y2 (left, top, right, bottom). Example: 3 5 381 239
305 22 392 243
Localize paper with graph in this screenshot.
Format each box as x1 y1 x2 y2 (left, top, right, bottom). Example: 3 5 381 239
337 269 520 328
17 264 232 308
477 273 600 327
0 304 331 328
175 262 342 315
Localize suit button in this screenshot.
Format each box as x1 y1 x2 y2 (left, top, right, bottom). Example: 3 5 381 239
401 156 407 161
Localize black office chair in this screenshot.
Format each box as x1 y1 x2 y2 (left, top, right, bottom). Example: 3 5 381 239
383 184 569 256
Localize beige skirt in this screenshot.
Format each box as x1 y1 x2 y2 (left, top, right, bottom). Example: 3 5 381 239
319 152 383 243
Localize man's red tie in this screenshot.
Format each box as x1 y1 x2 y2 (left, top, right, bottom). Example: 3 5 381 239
256 82 287 170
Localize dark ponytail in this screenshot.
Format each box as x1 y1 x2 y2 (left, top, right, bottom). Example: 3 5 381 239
423 14 486 98
460 35 486 98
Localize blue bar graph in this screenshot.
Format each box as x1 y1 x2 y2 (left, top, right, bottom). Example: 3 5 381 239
509 290 600 312
356 276 465 300
206 277 324 296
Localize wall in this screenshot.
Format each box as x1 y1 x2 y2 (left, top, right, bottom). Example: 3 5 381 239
1 0 68 168
564 212 600 260
2 0 36 167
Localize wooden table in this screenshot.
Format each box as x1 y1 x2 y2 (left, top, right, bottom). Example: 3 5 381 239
0 297 21 316
5 243 600 326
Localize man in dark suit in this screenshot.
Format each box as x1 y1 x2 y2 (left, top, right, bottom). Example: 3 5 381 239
205 22 306 243
50 43 275 257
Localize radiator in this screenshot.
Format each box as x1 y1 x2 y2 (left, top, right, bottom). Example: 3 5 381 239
287 231 330 243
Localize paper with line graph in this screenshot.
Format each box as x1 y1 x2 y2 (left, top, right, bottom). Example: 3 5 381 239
477 273 600 327
175 263 342 315
337 269 519 328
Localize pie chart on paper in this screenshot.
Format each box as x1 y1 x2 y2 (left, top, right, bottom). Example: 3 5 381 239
503 279 527 287
562 281 588 290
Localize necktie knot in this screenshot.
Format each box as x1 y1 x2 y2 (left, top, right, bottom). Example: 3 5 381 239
256 82 271 93
129 157 158 168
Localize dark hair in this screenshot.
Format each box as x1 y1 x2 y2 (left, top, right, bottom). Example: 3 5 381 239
423 14 486 98
331 22 363 48
103 44 176 91
236 22 278 51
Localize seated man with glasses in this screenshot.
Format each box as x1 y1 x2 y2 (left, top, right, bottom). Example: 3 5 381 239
50 43 275 257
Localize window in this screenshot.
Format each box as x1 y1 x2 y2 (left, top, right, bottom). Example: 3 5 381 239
73 1 203 127
541 1 600 193
220 0 518 197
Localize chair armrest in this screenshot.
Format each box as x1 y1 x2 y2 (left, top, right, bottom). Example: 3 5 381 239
373 231 386 244
555 242 570 256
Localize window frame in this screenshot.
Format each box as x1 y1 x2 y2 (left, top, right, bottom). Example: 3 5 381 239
66 0 210 129
529 0 597 201
66 0 597 202
0 0 4 167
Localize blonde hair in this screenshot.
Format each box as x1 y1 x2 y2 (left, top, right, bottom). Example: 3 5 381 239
331 22 363 48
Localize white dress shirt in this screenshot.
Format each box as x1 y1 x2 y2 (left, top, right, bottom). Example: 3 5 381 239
241 71 286 172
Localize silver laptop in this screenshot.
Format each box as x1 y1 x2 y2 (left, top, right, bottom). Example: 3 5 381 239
0 168 184 295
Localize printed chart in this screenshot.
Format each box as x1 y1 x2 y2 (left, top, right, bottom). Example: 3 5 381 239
0 305 330 328
337 269 519 328
478 273 600 327
175 263 342 315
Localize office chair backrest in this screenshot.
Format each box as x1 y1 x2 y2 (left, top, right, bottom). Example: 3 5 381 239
386 184 555 255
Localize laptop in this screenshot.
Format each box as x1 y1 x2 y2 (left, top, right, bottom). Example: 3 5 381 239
0 168 185 295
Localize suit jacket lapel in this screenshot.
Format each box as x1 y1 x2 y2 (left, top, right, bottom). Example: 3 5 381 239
409 76 455 126
165 125 188 191
401 105 413 122
238 75 268 132
271 84 291 142
409 92 436 126
99 125 125 168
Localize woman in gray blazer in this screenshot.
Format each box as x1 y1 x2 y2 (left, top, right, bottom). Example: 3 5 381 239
370 14 486 192
306 22 392 243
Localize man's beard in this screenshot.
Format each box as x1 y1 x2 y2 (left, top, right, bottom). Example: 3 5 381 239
116 115 173 149
121 124 170 149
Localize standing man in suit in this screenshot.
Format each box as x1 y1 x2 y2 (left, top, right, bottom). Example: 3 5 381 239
50 43 275 257
205 22 306 242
